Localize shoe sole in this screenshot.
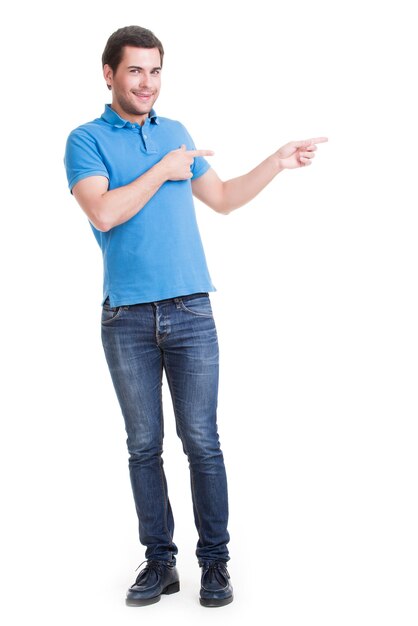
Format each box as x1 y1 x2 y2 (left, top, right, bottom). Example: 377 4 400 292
200 594 233 608
126 581 180 606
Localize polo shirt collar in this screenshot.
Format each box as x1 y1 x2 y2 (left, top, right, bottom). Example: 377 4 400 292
101 103 160 127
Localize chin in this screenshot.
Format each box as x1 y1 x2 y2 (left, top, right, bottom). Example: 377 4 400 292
131 102 153 115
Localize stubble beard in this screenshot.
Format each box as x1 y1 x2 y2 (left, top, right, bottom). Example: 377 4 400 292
116 91 156 119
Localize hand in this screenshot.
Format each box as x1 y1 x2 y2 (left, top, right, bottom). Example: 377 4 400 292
275 137 328 170
160 144 214 181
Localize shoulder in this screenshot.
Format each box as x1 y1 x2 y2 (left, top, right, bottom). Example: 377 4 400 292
156 116 190 133
66 117 107 144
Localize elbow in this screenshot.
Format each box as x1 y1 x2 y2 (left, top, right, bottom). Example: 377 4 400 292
214 201 232 216
96 222 112 233
89 205 114 232
84 196 116 232
90 214 113 232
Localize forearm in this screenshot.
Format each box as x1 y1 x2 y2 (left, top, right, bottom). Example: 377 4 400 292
222 153 284 213
96 162 167 231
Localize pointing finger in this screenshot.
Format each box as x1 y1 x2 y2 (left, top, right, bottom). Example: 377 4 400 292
293 137 328 148
187 149 215 157
309 137 328 144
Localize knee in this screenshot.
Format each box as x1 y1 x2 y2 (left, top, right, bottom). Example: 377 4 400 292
180 428 224 467
127 434 163 467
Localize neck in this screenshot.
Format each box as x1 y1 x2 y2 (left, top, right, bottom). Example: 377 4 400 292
110 102 148 126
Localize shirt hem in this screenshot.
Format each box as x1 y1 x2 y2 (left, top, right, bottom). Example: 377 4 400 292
103 284 217 307
69 171 109 193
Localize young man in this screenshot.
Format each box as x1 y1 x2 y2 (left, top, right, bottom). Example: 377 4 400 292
64 25 327 608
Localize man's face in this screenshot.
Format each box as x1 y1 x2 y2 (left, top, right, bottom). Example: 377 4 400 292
103 46 162 124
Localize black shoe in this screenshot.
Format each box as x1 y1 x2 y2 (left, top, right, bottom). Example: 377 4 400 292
199 561 233 607
126 560 180 606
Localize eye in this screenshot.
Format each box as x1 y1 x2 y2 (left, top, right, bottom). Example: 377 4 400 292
151 69 160 76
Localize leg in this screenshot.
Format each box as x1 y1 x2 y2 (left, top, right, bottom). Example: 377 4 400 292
101 300 177 562
161 294 230 564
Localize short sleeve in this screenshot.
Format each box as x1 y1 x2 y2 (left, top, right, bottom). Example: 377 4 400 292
179 124 211 181
64 128 109 193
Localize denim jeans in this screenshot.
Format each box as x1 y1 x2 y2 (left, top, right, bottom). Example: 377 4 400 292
101 292 230 564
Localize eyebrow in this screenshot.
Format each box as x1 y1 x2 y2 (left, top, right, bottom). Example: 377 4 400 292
127 65 162 71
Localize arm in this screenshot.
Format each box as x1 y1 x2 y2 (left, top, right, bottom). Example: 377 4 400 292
72 145 214 232
192 137 328 215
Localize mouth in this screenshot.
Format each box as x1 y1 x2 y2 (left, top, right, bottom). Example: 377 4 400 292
132 91 153 102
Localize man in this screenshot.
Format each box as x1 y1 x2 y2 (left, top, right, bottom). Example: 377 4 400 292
64 25 327 608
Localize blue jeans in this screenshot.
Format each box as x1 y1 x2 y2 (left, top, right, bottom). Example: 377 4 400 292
101 293 230 564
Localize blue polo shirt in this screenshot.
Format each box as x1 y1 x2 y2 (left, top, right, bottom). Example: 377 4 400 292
64 104 216 306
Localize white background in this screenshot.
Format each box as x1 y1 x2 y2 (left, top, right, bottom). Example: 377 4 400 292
1 0 417 624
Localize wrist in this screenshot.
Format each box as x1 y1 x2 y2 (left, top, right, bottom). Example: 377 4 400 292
153 158 170 184
270 152 285 174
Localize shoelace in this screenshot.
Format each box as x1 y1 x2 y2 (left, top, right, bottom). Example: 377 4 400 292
202 561 230 586
134 560 164 584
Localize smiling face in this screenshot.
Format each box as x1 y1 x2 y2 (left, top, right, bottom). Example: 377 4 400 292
103 46 162 125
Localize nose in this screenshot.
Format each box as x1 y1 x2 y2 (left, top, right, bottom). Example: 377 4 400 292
138 72 152 89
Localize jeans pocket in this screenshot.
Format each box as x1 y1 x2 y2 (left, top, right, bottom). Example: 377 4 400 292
101 304 123 324
179 294 213 318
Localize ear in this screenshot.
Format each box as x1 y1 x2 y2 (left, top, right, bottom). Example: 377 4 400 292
103 64 113 90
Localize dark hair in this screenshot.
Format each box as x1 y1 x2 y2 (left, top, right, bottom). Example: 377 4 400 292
102 25 164 84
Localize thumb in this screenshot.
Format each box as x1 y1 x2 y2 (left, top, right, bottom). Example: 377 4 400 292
180 144 187 151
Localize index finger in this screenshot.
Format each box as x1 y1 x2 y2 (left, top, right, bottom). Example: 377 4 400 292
293 137 328 148
187 149 215 157
309 137 328 144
